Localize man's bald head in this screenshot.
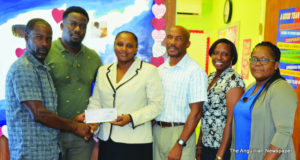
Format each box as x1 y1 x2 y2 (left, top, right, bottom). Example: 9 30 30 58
170 25 190 42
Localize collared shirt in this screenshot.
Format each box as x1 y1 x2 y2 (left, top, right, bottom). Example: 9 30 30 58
45 39 102 119
156 54 208 123
5 51 59 160
201 67 245 148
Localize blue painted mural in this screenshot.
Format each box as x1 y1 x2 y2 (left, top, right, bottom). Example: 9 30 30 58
0 0 155 122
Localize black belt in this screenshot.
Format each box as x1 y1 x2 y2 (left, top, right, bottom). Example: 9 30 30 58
155 121 185 127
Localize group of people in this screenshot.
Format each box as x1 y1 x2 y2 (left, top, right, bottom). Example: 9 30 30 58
197 39 297 160
5 5 297 160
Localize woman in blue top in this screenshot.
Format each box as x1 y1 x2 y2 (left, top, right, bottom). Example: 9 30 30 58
231 42 297 160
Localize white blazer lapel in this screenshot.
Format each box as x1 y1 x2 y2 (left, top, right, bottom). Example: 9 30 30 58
116 59 142 88
106 63 117 92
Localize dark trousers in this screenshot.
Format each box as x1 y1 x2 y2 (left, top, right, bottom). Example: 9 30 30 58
98 138 152 160
201 144 231 160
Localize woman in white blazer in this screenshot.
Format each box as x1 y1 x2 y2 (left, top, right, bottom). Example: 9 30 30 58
87 31 163 160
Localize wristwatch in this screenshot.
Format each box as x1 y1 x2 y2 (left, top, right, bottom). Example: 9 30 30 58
216 155 223 160
177 139 186 147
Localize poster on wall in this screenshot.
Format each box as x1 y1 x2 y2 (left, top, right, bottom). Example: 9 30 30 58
218 23 239 46
276 7 300 88
241 39 251 80
0 0 158 103
218 23 239 70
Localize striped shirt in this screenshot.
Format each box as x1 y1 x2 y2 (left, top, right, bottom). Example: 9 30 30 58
156 54 208 123
5 51 59 160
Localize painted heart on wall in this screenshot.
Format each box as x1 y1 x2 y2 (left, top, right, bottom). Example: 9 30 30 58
150 56 164 67
152 43 166 57
52 8 64 23
152 4 166 19
154 0 164 5
152 30 166 43
152 18 166 30
15 48 25 57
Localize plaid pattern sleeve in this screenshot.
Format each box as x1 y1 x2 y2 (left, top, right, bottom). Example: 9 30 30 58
11 67 42 102
5 53 59 160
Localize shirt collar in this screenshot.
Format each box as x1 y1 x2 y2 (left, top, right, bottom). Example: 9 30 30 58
222 67 234 77
24 50 45 68
54 38 84 55
163 53 190 69
212 66 234 78
114 57 140 70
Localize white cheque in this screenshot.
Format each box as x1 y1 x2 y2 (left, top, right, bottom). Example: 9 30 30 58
85 108 117 123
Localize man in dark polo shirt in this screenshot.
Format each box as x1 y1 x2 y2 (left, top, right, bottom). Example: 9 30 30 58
45 6 102 160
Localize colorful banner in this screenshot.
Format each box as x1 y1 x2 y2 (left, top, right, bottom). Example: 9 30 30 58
276 7 300 88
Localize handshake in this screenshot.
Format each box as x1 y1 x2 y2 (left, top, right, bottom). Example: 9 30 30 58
70 111 132 141
72 112 99 141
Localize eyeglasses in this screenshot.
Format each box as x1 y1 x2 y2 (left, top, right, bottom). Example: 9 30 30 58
249 57 276 65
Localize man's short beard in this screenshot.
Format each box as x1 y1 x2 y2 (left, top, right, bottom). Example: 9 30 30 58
70 41 81 47
32 52 47 61
168 52 181 58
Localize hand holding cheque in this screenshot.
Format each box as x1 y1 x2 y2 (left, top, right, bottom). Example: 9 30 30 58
74 108 132 138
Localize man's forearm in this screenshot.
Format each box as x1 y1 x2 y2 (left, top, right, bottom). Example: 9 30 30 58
23 100 90 138
178 108 201 142
33 106 77 131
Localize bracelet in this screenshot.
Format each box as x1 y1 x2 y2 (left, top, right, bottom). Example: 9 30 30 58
216 155 222 160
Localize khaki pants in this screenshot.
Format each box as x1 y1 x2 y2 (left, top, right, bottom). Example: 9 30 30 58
59 132 94 160
153 124 196 160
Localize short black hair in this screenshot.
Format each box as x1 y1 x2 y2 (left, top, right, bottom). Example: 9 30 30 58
63 6 89 22
209 38 238 65
25 18 51 34
115 31 138 47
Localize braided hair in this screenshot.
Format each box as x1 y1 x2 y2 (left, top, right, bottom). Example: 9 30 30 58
252 41 285 92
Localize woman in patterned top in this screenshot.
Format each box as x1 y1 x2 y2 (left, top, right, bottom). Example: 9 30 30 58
196 38 245 160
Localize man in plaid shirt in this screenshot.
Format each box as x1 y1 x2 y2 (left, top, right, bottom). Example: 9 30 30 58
5 18 92 160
